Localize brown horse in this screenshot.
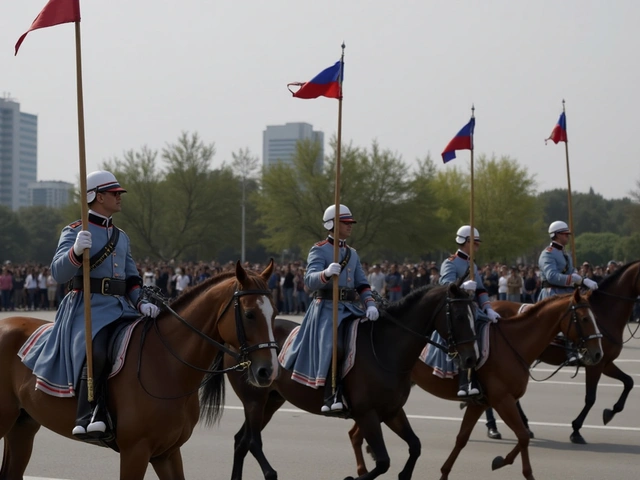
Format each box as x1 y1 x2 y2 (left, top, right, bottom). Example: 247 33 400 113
349 289 603 480
223 283 479 480
492 260 640 444
0 261 278 480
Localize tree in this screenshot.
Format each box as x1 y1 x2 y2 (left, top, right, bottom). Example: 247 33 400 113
614 234 640 263
18 206 65 264
575 232 620 266
0 206 28 263
453 155 542 264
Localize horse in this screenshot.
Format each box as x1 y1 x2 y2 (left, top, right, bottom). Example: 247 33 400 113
349 288 603 480
0 261 278 480
222 283 479 480
491 260 640 444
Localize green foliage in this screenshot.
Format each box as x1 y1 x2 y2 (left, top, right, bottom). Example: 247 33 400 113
0 206 28 263
473 155 541 263
614 234 640 263
18 206 65 264
575 232 620 266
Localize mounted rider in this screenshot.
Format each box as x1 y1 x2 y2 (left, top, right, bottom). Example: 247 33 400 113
20 170 161 438
280 204 379 414
538 221 598 302
435 225 500 397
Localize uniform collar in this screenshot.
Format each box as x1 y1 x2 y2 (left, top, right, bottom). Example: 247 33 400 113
550 241 564 251
327 236 347 248
456 250 469 260
88 210 113 228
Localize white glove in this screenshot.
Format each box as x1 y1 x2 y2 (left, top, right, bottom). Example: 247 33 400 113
570 273 583 286
366 305 379 321
139 302 160 318
323 262 341 278
73 230 92 256
486 307 501 323
461 280 477 292
582 278 598 290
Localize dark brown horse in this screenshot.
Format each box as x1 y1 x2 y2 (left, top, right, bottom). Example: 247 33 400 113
223 283 478 480
350 289 603 480
492 260 640 444
0 261 278 480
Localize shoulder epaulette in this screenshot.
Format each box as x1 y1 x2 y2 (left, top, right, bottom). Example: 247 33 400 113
447 254 456 261
315 239 329 247
545 247 553 252
68 220 82 229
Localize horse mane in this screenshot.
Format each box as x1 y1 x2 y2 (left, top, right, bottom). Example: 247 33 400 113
383 284 444 317
509 293 572 321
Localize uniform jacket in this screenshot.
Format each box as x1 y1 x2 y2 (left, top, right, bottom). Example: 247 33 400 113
538 241 576 301
280 236 374 388
20 211 142 397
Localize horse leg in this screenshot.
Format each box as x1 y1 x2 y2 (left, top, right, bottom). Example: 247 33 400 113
232 391 285 480
570 366 602 444
439 404 484 480
492 398 534 480
347 422 369 476
0 411 40 480
150 448 185 480
119 445 153 480
601 362 634 426
382 409 421 480
346 412 390 480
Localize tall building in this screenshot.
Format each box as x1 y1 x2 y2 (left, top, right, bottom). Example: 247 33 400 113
262 122 324 170
28 180 73 208
0 96 38 210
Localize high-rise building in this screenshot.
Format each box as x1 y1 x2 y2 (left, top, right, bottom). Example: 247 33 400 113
0 96 38 210
262 122 324 170
28 180 73 208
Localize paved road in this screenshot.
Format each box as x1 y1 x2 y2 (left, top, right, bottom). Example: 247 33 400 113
3 311 640 479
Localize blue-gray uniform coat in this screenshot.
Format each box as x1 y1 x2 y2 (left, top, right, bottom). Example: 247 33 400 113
424 250 489 373
20 212 143 397
538 241 576 301
280 237 374 388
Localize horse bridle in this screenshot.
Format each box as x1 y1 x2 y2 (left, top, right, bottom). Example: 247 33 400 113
372 293 476 372
501 301 602 381
136 286 278 400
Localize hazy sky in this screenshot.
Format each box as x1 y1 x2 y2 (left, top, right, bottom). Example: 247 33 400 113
1 1 638 200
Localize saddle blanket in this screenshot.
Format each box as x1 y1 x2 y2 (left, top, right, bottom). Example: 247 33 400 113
278 318 360 385
420 321 491 379
18 319 142 397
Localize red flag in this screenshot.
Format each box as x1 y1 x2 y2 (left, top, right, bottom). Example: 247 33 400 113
15 0 81 55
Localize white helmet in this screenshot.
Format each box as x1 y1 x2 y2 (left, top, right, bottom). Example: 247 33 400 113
548 220 571 238
455 225 480 245
322 204 357 230
86 170 126 203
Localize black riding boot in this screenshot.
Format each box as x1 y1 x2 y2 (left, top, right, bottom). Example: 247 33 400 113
321 368 345 414
457 368 480 397
72 366 95 436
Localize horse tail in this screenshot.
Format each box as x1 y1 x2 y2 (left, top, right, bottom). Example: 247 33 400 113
199 350 226 427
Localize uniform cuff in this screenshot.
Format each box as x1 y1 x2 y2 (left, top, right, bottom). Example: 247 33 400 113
68 247 82 267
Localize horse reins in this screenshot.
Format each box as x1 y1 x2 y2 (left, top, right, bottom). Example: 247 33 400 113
136 285 278 400
371 293 476 373
496 302 600 382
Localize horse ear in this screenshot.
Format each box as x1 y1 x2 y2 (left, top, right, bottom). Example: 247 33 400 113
260 259 275 282
572 288 581 303
236 260 248 287
447 283 458 295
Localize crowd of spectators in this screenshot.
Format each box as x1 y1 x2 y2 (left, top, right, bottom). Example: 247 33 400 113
1 258 637 322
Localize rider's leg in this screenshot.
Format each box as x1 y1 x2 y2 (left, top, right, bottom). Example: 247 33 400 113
485 407 502 439
457 368 480 397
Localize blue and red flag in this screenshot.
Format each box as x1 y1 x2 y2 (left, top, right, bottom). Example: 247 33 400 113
441 117 475 163
15 0 81 55
545 112 567 144
288 61 343 99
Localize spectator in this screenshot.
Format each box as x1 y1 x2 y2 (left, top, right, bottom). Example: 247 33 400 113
0 266 12 311
385 264 403 302
507 266 523 302
25 268 38 311
12 268 25 310
367 264 386 293
497 266 509 301
46 270 58 310
523 269 538 304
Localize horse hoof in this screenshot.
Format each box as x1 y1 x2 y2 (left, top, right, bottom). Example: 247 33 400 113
343 476 355 480
491 456 506 471
570 432 587 444
603 408 615 425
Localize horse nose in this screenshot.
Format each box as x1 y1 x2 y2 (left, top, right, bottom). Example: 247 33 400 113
256 366 273 383
591 351 602 365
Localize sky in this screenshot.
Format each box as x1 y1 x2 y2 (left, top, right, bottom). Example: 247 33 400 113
1 1 638 200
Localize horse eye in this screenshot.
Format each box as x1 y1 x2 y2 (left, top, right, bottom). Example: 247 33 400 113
244 310 255 320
